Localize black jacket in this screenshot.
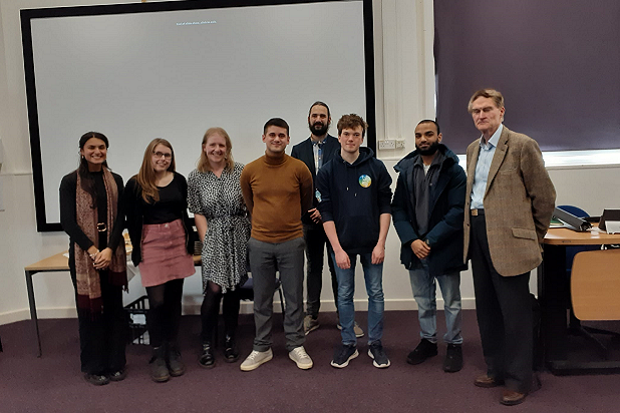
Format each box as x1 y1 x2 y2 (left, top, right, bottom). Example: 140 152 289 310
316 147 392 254
391 144 467 274
290 134 340 225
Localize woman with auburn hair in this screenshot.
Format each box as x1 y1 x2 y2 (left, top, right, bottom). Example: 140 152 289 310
188 127 250 368
125 138 196 383
59 132 128 386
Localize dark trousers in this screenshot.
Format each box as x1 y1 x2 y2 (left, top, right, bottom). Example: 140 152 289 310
146 278 184 348
303 224 338 317
200 281 241 343
72 269 127 375
470 213 533 393
249 237 306 352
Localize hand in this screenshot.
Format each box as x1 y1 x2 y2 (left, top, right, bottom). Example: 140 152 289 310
308 208 322 224
411 239 431 260
371 243 385 264
334 248 351 270
93 248 113 270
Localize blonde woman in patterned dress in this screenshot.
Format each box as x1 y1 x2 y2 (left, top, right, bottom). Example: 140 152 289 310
188 127 251 368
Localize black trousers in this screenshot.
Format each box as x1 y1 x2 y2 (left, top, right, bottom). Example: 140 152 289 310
303 224 338 317
470 213 533 393
71 268 127 375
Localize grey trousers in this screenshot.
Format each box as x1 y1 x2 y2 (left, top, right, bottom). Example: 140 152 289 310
248 237 306 352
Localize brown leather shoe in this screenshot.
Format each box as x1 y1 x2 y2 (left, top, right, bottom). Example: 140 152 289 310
474 374 503 388
500 390 526 406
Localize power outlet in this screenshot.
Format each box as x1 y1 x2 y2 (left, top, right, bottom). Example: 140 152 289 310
378 140 395 150
395 140 406 149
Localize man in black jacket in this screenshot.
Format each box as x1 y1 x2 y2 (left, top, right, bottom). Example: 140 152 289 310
291 102 363 337
392 120 467 372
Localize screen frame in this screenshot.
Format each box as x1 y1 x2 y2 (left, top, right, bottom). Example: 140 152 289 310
21 0 376 232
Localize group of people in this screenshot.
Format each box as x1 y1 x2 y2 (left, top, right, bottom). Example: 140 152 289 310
60 88 556 406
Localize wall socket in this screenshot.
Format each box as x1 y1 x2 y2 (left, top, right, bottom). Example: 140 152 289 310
378 140 395 150
395 140 406 149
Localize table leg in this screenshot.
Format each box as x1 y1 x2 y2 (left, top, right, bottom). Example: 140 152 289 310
25 270 42 357
539 244 569 369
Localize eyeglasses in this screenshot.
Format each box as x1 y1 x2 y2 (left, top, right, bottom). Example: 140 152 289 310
153 151 172 159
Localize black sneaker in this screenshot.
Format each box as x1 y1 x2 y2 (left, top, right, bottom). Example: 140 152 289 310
330 344 358 368
406 338 438 365
108 368 127 382
368 342 391 368
443 343 463 373
83 373 110 386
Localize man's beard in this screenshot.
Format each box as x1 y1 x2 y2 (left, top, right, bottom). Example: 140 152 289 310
309 121 329 136
418 141 440 156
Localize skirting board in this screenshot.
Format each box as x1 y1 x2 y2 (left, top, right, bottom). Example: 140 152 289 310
0 298 477 325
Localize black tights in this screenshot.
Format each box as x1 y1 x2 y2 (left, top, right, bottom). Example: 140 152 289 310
200 281 241 343
146 278 184 348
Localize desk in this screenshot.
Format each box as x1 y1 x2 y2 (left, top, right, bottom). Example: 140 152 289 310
25 252 201 357
540 227 620 375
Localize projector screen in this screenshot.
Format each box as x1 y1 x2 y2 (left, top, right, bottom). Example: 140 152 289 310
21 0 375 231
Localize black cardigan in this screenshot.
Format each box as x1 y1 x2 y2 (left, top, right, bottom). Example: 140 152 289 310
124 172 195 267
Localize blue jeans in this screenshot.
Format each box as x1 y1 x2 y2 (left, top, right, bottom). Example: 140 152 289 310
409 260 463 344
331 251 384 346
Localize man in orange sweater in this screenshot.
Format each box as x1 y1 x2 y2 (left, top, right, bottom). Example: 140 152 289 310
239 118 314 371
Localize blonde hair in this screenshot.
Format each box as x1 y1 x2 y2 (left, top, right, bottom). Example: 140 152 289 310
467 88 505 113
197 127 234 173
136 138 176 203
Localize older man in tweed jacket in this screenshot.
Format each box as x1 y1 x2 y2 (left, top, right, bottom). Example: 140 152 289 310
463 89 556 406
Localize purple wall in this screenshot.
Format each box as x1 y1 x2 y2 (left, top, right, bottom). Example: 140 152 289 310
434 0 620 153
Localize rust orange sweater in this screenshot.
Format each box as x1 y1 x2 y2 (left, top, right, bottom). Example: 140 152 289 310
240 153 313 243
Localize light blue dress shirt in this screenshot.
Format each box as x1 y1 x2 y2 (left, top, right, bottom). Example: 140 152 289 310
470 124 503 210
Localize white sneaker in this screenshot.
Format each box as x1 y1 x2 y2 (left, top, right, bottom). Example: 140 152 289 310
240 349 273 372
289 346 313 370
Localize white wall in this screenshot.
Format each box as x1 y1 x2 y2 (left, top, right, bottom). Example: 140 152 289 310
1 0 619 323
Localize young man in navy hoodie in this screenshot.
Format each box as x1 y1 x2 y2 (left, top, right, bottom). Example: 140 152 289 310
391 120 467 373
316 114 393 369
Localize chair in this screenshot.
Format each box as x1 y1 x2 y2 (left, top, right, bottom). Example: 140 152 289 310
556 206 609 351
570 249 620 359
238 275 286 314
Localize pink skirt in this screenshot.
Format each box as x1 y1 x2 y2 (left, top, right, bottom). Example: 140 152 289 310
139 219 195 287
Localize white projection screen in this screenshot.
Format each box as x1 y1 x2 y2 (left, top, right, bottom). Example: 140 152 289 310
21 0 375 231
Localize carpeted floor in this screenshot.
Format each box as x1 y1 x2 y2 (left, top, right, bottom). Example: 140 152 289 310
1 310 619 412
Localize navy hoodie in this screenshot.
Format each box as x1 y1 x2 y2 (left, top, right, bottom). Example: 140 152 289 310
316 147 392 254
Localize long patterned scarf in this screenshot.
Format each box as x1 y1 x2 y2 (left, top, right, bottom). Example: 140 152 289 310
75 168 127 316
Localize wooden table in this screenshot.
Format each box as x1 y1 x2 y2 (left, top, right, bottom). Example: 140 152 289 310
540 226 620 374
25 252 201 357
24 252 71 357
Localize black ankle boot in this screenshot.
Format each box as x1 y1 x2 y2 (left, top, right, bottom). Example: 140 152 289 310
199 342 215 368
150 346 170 383
224 335 239 363
166 342 186 377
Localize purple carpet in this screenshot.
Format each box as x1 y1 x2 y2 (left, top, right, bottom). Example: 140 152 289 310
1 310 619 412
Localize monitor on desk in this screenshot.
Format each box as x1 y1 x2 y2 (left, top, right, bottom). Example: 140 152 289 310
599 209 620 233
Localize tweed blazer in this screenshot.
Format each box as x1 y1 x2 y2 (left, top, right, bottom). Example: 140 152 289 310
463 126 556 276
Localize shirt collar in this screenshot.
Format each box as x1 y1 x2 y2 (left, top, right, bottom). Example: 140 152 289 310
311 135 327 145
479 124 503 150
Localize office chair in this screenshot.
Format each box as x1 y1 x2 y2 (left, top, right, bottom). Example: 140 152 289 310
571 249 620 359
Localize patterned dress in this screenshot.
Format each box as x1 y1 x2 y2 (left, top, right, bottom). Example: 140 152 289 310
188 163 250 293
